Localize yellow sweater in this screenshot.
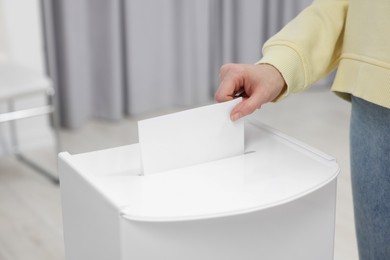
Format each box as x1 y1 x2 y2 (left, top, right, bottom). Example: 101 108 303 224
258 0 390 109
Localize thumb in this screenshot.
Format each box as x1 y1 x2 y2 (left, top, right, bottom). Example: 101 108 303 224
230 95 262 121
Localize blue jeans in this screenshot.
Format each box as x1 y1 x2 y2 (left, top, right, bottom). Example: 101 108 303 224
350 96 390 260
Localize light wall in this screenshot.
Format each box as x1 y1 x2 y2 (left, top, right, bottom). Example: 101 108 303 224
1 0 45 71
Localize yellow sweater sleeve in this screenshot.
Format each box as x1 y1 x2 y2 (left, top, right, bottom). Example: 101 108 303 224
257 0 349 100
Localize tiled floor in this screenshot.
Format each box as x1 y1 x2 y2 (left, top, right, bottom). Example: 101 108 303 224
0 86 358 260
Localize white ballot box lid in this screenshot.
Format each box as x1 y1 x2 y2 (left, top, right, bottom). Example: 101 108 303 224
59 119 339 222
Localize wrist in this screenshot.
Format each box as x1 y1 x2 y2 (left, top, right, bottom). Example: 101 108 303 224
255 63 288 102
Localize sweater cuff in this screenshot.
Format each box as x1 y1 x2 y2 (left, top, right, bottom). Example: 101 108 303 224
255 44 308 101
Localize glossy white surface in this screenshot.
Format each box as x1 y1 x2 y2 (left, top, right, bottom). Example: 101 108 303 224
65 120 338 222
59 118 339 260
121 181 337 260
125 124 338 221
138 98 244 174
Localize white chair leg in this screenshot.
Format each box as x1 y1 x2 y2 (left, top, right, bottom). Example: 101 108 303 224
7 99 59 184
8 100 20 154
48 89 62 159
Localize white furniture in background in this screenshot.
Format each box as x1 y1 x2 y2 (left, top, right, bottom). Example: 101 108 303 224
59 119 339 260
0 62 60 183
0 0 60 182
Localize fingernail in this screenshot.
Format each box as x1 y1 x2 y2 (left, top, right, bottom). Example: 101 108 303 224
231 112 241 121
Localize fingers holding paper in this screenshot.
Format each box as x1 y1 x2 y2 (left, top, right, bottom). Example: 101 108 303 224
215 63 287 121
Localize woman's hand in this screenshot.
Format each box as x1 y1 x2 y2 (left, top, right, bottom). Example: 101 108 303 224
215 63 287 121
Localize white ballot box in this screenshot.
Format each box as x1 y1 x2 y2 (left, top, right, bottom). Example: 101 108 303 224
58 119 339 260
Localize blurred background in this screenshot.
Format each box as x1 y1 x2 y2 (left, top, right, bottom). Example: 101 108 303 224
0 0 357 260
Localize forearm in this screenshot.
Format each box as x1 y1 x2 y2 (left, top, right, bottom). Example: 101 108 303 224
257 0 349 99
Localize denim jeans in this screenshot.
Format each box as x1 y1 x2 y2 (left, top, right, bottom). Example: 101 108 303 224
350 96 390 260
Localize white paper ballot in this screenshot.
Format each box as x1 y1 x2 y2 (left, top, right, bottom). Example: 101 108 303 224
138 98 244 174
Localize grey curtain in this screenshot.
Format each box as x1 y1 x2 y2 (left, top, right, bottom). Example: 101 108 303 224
43 0 312 129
